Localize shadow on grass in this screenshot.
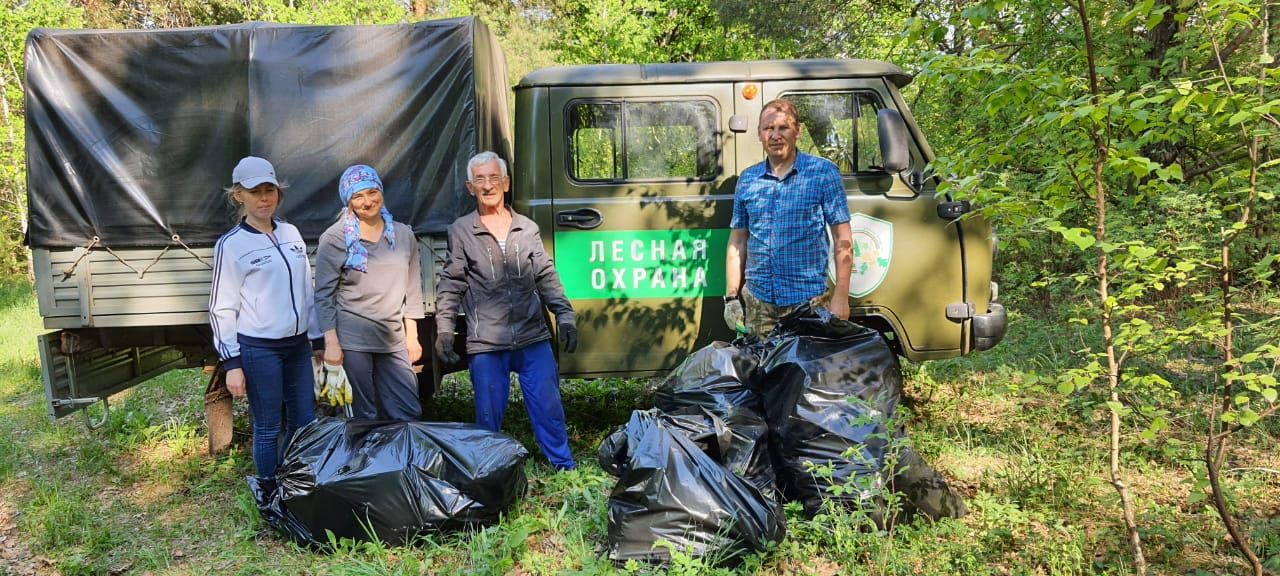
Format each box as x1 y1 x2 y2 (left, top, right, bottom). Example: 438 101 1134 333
427 374 656 462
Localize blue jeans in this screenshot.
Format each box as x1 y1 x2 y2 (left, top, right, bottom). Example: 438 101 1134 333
239 335 315 478
469 339 575 470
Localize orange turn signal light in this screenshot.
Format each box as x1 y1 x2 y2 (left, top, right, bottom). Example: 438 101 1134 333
742 84 758 100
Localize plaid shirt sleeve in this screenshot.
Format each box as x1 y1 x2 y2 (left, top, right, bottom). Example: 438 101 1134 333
819 162 851 226
730 177 750 229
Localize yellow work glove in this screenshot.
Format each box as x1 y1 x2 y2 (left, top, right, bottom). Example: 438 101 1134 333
312 357 325 401
323 364 351 407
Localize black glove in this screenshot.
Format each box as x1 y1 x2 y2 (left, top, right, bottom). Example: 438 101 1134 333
434 331 460 365
558 322 578 353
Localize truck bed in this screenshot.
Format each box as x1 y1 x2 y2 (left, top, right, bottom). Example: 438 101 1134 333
33 239 446 330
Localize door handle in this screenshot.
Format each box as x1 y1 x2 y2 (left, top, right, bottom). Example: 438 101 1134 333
556 208 603 230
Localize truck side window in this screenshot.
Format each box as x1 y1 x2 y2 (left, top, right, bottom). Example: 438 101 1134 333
568 102 622 181
567 99 719 183
855 94 883 172
625 101 718 180
788 92 888 175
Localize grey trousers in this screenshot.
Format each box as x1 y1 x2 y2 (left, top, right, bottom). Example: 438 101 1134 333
343 348 422 421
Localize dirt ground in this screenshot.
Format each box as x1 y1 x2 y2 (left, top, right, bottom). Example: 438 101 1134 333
0 498 40 576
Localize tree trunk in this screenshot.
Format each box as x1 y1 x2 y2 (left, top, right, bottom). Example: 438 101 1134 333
1076 1 1148 573
1201 4 1269 572
1204 138 1264 576
1144 0 1181 76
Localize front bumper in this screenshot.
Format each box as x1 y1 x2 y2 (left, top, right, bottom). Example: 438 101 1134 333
972 302 1007 351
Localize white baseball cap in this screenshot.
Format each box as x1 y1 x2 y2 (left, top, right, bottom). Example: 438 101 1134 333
232 156 279 188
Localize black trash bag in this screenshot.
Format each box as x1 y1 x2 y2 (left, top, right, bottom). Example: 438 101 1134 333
597 409 786 565
654 342 775 493
247 475 316 542
759 307 903 517
760 306 965 522
655 341 761 413
763 303 893 342
255 417 529 546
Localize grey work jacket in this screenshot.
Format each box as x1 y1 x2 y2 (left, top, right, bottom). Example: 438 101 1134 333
435 208 575 354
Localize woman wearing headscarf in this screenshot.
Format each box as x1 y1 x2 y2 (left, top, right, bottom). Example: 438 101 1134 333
209 156 319 496
314 164 425 421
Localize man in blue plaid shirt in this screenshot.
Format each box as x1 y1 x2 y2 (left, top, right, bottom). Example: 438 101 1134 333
724 98 854 336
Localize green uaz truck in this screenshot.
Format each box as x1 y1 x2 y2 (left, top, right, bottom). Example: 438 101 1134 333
26 17 1005 426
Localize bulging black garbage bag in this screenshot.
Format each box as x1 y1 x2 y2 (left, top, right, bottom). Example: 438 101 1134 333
654 341 774 493
254 417 528 546
758 308 903 516
759 307 965 521
597 408 785 565
655 340 761 414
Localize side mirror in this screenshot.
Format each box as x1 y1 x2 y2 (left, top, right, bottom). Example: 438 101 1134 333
877 108 911 174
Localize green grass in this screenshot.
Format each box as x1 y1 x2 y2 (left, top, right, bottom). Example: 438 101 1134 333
0 276 1276 574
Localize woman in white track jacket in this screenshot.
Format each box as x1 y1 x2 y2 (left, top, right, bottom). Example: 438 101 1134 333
209 156 320 498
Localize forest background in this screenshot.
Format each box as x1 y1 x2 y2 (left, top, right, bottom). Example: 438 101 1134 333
0 0 1276 575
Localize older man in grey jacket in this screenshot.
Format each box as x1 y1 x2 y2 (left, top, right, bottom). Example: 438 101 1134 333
434 151 578 470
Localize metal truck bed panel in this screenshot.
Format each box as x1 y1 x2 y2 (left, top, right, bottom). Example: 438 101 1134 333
32 237 447 330
37 331 190 420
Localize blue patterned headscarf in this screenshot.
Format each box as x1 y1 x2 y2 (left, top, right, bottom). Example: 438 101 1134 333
338 164 395 272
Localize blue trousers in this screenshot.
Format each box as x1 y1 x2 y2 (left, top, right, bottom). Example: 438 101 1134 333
469 340 575 470
239 335 315 479
343 348 421 422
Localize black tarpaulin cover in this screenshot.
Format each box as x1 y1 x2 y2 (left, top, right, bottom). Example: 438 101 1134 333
597 408 786 564
25 17 512 248
654 341 775 493
254 417 528 546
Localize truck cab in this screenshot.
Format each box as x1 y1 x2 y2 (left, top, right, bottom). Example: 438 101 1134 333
511 60 1005 377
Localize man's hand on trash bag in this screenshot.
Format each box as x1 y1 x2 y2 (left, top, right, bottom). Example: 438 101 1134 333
559 322 578 353
723 297 747 334
435 331 460 365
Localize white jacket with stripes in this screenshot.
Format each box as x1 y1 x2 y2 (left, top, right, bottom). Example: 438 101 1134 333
209 219 320 371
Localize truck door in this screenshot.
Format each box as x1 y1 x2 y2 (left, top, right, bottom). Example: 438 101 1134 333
546 84 737 377
755 80 967 356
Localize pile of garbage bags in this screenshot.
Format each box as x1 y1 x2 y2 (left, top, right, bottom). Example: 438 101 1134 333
652 341 775 493
251 418 529 546
597 409 786 565
597 308 966 564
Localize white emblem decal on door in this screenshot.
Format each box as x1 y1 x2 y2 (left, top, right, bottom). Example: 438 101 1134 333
830 213 893 297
